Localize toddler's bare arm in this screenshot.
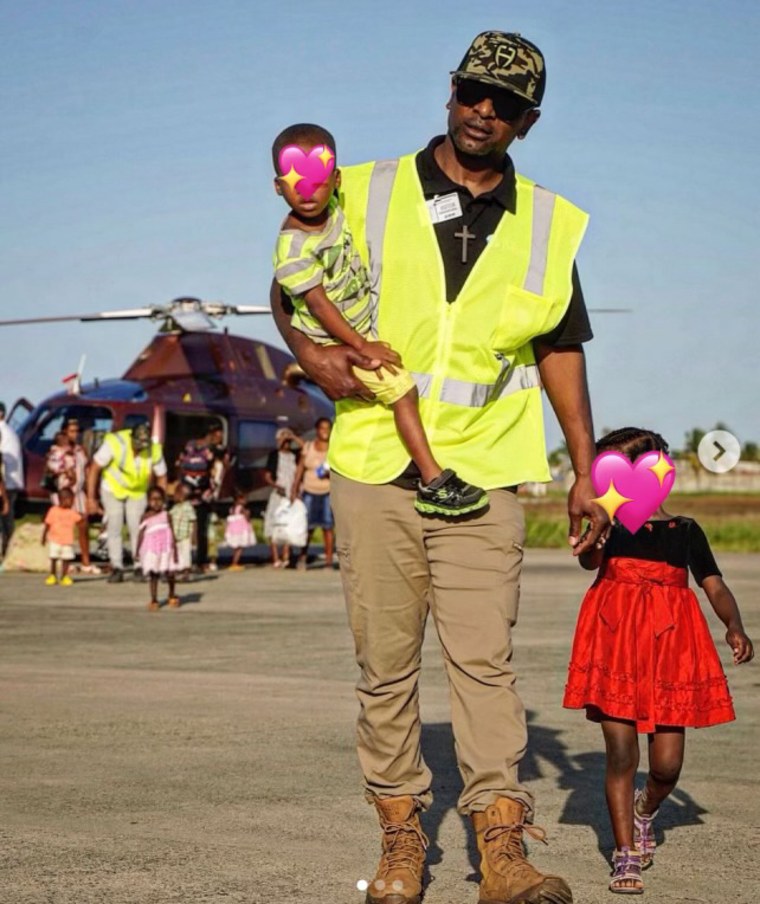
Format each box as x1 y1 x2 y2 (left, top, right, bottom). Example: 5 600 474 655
701 575 754 663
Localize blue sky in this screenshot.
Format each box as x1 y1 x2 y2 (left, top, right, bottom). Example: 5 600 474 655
1 0 758 452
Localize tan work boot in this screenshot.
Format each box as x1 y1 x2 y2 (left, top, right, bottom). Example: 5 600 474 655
472 798 572 904
366 795 428 904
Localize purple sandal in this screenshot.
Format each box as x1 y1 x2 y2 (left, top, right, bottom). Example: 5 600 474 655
609 846 644 895
633 789 658 869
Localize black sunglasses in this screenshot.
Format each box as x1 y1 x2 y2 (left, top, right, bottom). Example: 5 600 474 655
454 78 534 123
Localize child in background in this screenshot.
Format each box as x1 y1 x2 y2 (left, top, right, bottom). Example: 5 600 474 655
136 486 179 611
563 426 754 894
224 490 255 571
272 122 487 517
170 483 196 581
41 487 82 586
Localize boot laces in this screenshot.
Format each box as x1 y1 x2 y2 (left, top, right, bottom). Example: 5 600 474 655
483 821 548 880
379 821 429 873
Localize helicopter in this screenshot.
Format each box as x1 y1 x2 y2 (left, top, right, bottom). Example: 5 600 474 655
1 297 333 512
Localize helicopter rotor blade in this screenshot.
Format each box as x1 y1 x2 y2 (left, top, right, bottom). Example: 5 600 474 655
0 308 158 327
81 308 159 321
199 302 270 318
228 305 272 315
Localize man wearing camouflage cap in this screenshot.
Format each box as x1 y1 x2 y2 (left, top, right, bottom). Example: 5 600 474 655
272 30 604 904
87 420 167 583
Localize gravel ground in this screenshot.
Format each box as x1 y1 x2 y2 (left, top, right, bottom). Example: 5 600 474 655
1 549 758 904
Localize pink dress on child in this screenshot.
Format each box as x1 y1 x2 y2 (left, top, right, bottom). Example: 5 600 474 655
225 504 255 549
139 510 176 574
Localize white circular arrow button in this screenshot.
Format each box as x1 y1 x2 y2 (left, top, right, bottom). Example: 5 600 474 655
698 430 741 474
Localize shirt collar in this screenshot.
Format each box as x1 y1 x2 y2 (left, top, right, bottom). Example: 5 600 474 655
416 135 516 209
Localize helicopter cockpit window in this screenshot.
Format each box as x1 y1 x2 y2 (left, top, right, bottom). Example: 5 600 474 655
237 420 279 468
27 405 114 457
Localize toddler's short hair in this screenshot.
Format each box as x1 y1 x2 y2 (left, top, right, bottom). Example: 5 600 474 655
272 123 337 172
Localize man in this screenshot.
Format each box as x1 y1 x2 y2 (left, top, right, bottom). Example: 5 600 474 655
0 402 24 558
271 32 606 904
87 421 167 583
176 419 226 571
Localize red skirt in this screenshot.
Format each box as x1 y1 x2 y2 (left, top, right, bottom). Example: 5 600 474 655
563 557 735 733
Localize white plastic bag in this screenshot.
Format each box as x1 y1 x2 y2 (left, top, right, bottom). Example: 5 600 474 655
270 498 308 547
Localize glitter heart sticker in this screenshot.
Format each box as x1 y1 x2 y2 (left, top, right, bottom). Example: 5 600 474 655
277 144 335 200
591 450 676 534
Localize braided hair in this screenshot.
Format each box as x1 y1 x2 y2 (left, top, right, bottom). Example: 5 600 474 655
596 427 670 462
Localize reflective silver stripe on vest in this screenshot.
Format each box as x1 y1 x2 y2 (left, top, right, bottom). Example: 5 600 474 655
105 433 130 488
365 159 400 331
439 364 541 408
523 186 556 295
411 371 433 399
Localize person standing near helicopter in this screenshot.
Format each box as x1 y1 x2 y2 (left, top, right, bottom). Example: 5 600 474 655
0 401 24 558
176 419 226 572
87 421 167 583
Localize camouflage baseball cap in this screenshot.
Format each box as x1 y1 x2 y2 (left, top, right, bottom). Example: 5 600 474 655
452 31 546 106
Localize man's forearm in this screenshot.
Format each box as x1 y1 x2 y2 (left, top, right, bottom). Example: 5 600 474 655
536 342 596 476
269 278 377 402
87 464 101 500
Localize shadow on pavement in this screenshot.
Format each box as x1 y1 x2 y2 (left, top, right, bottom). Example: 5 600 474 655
419 711 709 879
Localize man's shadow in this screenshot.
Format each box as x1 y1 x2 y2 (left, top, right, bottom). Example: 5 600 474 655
420 712 708 882
419 722 477 888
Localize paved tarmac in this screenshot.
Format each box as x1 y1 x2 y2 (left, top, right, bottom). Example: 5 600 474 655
1 550 758 904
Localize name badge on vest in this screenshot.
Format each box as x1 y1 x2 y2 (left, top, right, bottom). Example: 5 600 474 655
426 192 463 224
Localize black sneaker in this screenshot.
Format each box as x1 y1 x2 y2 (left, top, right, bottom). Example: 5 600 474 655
415 469 488 517
107 569 124 584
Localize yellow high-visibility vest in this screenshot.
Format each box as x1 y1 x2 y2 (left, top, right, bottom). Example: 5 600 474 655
101 430 163 500
328 153 589 488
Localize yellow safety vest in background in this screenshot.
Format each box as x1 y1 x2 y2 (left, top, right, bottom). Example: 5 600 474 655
329 153 589 488
101 430 163 500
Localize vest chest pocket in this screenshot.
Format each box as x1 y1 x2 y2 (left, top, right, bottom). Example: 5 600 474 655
489 285 567 353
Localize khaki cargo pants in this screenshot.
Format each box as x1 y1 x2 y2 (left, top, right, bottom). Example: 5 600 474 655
331 472 533 816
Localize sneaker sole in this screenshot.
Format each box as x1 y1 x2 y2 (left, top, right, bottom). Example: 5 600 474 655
414 495 489 517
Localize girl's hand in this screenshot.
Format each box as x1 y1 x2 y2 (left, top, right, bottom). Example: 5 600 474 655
726 627 754 664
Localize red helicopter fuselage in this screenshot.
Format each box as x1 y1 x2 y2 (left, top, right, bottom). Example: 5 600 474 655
14 330 333 510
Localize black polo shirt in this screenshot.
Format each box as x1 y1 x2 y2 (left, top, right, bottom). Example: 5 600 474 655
415 136 592 346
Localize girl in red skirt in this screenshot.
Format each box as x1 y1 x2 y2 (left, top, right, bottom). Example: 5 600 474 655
563 427 753 894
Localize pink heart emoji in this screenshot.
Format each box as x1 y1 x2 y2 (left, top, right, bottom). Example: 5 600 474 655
277 143 335 200
591 450 676 534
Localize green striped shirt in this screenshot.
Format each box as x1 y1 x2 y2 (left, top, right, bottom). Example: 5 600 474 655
274 198 373 342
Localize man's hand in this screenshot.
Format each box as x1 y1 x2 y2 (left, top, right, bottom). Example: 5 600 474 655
301 343 381 402
567 474 609 556
86 497 102 516
359 340 402 376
